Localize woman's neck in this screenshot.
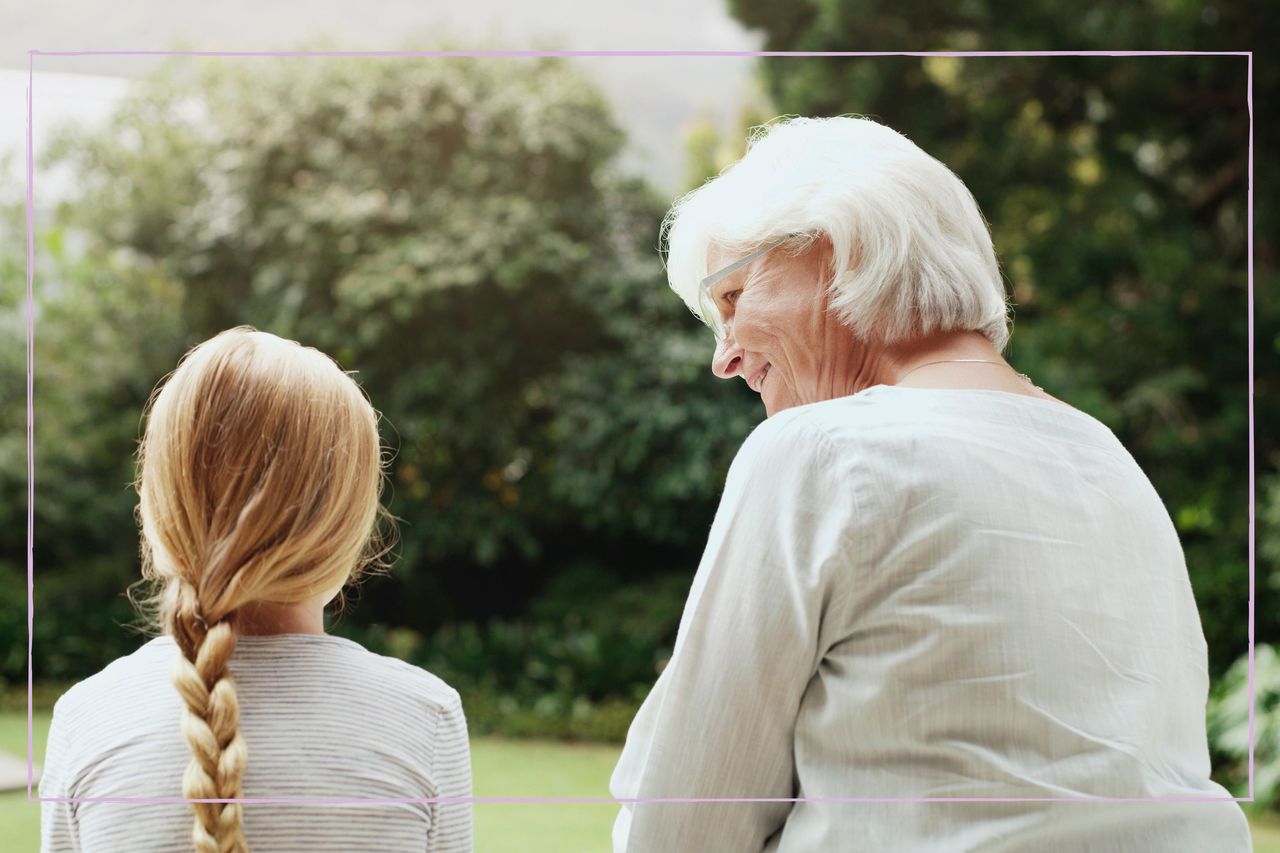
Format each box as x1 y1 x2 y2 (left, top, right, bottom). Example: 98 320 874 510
878 330 1055 401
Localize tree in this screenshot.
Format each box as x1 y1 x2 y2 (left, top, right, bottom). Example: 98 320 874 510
12 53 763 680
0 168 188 682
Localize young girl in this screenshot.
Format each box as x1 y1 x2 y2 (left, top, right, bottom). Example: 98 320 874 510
39 327 473 853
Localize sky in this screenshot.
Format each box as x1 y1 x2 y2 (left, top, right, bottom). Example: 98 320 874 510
1 0 767 199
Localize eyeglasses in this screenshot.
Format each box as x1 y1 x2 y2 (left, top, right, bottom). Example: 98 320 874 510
697 236 790 341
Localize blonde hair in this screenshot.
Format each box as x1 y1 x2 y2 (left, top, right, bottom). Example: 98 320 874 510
132 326 394 853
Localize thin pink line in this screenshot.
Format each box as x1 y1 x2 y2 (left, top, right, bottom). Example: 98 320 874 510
25 48 35 802
23 46 1256 809
1246 50 1255 801
27 49 1252 59
33 795 1249 805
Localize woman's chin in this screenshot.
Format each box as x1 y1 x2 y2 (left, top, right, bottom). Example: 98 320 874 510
761 383 794 417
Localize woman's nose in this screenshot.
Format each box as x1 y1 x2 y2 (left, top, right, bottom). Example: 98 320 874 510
711 335 744 379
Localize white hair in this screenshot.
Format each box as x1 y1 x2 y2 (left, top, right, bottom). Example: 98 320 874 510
663 116 1011 351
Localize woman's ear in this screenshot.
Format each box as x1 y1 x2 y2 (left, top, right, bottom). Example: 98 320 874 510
810 233 836 278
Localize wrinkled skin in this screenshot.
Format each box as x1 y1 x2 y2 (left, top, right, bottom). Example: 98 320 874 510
705 237 1057 416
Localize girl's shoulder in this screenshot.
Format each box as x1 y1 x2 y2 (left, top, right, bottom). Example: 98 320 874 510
54 634 461 723
230 633 463 717
53 636 174 718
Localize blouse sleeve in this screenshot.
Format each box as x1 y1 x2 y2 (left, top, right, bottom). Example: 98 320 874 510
428 689 474 853
40 698 82 853
610 411 858 853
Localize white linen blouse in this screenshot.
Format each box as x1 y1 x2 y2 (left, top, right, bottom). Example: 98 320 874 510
610 384 1250 852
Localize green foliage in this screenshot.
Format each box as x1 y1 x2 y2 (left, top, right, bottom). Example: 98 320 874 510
720 2 1273 675
8 55 762 690
337 568 690 742
46 57 620 565
1208 645 1280 811
38 56 762 571
1260 464 1280 609
679 81 775 191
0 172 188 681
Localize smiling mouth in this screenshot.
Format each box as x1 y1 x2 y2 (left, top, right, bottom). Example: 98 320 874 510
750 364 771 393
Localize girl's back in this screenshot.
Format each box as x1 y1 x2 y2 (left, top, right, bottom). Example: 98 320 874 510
41 634 472 852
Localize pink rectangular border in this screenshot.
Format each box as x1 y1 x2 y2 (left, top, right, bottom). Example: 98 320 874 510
24 48 1255 807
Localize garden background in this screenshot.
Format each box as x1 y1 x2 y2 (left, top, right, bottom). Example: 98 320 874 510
3 2 1278 851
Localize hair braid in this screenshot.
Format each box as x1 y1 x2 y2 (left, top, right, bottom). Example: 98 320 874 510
134 327 395 853
171 580 250 853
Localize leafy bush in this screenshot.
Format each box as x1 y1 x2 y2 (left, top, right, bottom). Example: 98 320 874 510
1208 644 1280 812
336 568 689 742
9 50 760 689
446 684 641 743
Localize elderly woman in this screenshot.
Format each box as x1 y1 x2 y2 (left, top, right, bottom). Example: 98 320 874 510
609 117 1249 852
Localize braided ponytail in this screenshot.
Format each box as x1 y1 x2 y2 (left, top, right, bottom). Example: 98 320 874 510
132 327 394 853
171 582 249 853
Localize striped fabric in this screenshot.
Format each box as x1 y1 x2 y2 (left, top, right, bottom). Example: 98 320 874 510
40 633 473 852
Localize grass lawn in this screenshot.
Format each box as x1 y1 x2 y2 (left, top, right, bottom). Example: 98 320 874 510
3 711 1277 852
1255 814 1280 853
470 737 619 851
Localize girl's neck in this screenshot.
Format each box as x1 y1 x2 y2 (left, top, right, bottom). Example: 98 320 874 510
232 599 327 635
